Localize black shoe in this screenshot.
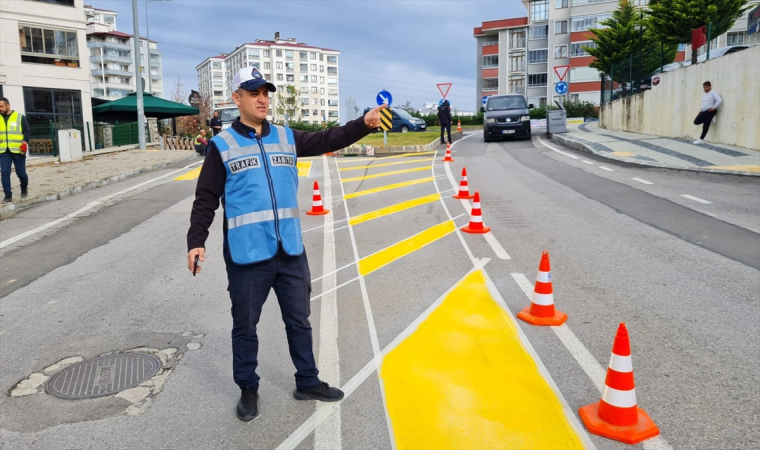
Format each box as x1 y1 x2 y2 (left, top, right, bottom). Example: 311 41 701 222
236 387 258 421
21 189 28 198
294 381 344 402
1 197 11 204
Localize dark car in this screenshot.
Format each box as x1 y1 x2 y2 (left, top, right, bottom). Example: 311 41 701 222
363 107 426 132
481 94 533 142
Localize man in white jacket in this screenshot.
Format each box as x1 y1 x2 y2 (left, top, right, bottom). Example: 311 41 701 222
693 81 721 144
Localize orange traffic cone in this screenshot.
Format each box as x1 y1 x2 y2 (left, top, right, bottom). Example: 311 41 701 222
457 119 462 132
462 191 490 234
517 251 568 326
453 167 475 199
442 143 454 162
306 181 329 215
579 323 659 444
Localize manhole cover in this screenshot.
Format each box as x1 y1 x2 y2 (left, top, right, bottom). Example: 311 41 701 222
45 353 161 399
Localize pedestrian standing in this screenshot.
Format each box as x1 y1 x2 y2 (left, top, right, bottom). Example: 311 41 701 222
693 81 721 145
194 129 208 155
209 111 223 136
186 67 385 422
438 99 452 145
0 97 30 204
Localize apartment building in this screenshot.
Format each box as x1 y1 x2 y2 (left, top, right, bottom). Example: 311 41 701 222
477 1 757 109
197 33 340 123
0 0 94 145
195 55 227 107
84 4 164 100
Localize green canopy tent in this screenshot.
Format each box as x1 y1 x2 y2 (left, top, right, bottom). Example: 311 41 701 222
92 92 200 138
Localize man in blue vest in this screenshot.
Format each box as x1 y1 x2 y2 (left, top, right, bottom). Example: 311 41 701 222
186 67 385 421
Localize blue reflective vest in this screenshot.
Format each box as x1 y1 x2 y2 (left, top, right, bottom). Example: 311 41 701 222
211 125 302 264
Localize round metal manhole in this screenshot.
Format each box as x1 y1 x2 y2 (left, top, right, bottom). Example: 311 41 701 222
45 353 161 399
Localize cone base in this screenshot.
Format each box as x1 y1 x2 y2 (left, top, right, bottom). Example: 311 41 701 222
442 158 454 162
461 225 490 234
306 209 330 216
579 402 660 445
453 193 475 200
516 306 568 326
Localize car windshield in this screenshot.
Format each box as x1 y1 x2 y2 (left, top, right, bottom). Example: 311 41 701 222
217 108 239 122
394 109 413 119
487 97 527 111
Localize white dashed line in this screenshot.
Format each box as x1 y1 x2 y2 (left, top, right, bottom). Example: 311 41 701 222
599 166 614 172
632 177 654 185
681 194 712 204
581 160 595 165
536 137 580 159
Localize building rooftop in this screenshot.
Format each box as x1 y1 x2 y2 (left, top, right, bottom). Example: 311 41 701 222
84 5 117 13
474 17 528 36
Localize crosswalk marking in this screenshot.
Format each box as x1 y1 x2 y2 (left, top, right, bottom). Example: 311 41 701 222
339 158 434 172
343 177 434 200
349 194 441 226
297 160 313 177
173 167 202 181
341 166 430 183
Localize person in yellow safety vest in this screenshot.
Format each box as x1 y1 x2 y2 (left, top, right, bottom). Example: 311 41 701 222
194 129 208 156
0 97 30 204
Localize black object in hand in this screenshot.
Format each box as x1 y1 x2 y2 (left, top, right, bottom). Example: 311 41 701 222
193 254 199 276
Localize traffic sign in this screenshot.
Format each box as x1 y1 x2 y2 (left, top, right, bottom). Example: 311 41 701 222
379 107 393 131
482 95 489 106
553 65 570 82
437 83 452 98
652 75 661 87
376 90 392 106
555 81 568 95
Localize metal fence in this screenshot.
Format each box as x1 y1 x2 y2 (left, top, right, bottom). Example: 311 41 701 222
600 46 668 105
27 122 90 156
93 122 152 149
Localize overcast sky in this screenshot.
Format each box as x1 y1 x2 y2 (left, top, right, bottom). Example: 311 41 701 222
93 0 528 117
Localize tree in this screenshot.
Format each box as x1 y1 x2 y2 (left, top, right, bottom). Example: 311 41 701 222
648 0 751 64
169 76 186 104
275 85 301 123
398 99 417 114
585 0 677 90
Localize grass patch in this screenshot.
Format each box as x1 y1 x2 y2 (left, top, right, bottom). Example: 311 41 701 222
357 131 439 147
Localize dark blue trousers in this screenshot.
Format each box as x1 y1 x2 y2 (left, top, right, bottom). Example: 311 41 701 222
225 246 319 391
0 151 28 198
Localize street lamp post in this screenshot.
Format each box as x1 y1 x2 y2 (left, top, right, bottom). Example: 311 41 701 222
131 0 145 150
145 0 170 95
634 12 643 93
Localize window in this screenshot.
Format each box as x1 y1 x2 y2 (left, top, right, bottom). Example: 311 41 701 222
312 98 319 105
529 96 548 107
275 74 283 81
570 41 596 57
311 75 318 82
264 62 271 69
572 13 613 32
248 49 259 58
263 50 270 57
727 32 745 46
572 0 617 5
320 65 324 73
20 26 79 66
249 62 261 69
530 25 548 40
569 66 601 83
327 55 337 63
510 30 526 48
509 75 525 94
320 99 325 106
327 67 337 74
33 0 75 6
528 73 547 87
313 109 319 116
310 52 317 60
300 51 308 60
276 50 282 57
328 99 338 106
311 87 318 94
212 62 222 69
320 77 325 84
23 87 83 132
528 49 548 63
311 64 317 71
213 81 223 87
483 78 498 91
556 0 568 7
302 109 310 116
300 75 308 82
285 50 293 60
510 52 526 71
300 86 309 94
555 20 568 34
286 74 294 82
213 90 223 96
569 91 600 105
104 15 115 24
482 41 498 47
329 111 339 118
276 62 283 69
327 77 337 85
301 98 310 105
482 55 499 68
554 45 568 59
320 88 325 95
329 89 338 96
530 0 549 22
300 63 308 71
319 54 324 61
285 62 294 71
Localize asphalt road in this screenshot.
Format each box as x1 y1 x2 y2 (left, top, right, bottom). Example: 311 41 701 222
1 134 758 449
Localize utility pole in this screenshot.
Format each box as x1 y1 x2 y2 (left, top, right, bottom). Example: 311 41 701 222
132 0 146 149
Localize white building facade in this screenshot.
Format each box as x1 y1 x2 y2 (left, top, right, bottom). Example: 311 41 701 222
196 55 227 107
0 0 94 150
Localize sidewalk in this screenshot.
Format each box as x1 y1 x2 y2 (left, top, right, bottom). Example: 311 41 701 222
551 122 760 176
1 149 198 219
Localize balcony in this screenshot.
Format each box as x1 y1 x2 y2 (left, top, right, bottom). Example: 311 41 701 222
151 73 162 80
92 68 133 77
90 54 132 65
89 41 132 51
510 39 526 49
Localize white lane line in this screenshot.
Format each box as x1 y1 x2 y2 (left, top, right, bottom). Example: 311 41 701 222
302 218 348 233
0 161 203 250
310 276 359 302
443 163 511 260
511 272 673 450
311 262 356 284
582 160 595 165
632 177 654 185
681 194 712 204
315 154 341 450
537 136 580 159
599 166 614 172
451 213 465 221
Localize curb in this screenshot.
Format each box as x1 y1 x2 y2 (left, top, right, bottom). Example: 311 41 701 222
338 131 464 156
0 152 200 220
550 133 760 177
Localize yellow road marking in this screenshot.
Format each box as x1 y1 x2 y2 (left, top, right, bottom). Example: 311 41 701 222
337 151 437 164
381 269 586 450
297 160 313 177
350 193 441 226
341 166 430 183
382 150 437 159
173 167 202 181
343 177 434 200
705 164 760 173
358 220 455 276
339 158 434 172
611 151 637 157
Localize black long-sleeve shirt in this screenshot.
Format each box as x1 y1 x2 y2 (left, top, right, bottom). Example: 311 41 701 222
187 117 371 251
2 112 31 152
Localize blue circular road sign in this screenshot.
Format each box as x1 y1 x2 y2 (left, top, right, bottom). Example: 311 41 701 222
555 81 569 95
482 95 489 106
376 90 392 106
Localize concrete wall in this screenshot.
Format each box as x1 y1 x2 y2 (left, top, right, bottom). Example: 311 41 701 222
600 45 760 151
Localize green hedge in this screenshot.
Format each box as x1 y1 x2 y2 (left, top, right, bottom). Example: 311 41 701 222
529 101 599 120
278 120 340 132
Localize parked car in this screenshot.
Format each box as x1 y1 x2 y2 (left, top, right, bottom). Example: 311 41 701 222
480 94 533 142
659 45 753 73
212 105 240 131
363 107 427 132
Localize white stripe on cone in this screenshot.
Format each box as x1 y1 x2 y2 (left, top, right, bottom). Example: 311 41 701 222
530 292 555 306
608 354 633 372
313 200 323 207
536 271 551 283
601 386 637 408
